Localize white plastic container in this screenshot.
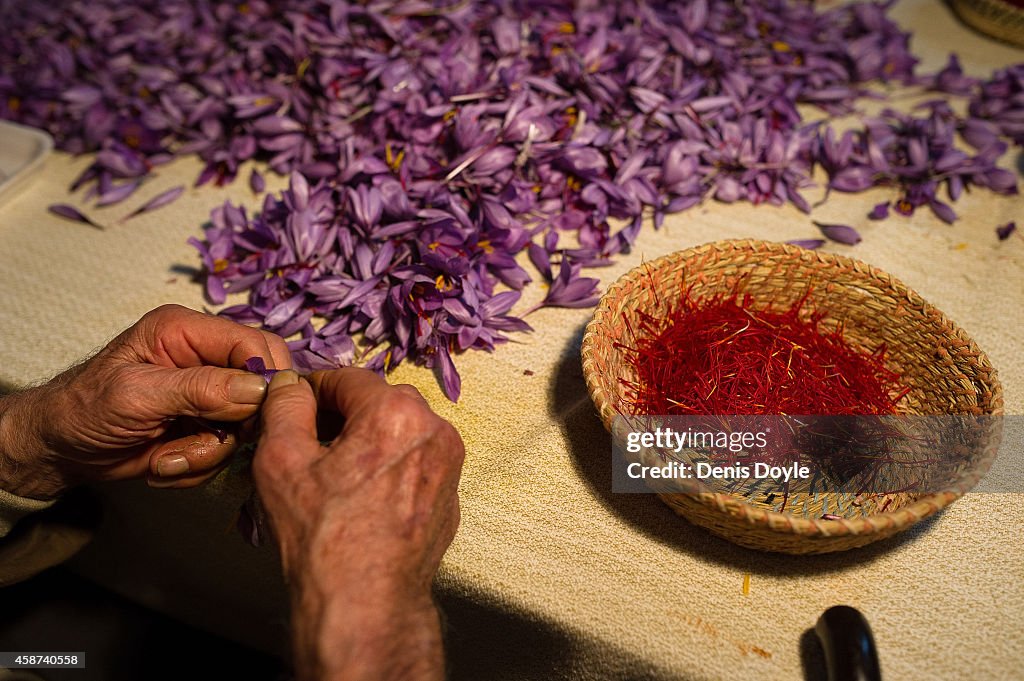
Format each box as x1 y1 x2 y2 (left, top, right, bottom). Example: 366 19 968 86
0 119 54 206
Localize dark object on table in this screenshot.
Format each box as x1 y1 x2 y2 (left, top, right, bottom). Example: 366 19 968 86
951 0 1024 47
814 605 882 681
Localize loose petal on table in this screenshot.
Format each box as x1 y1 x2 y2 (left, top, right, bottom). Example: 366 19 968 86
786 239 826 250
120 186 185 222
868 202 890 220
813 221 862 246
48 204 103 230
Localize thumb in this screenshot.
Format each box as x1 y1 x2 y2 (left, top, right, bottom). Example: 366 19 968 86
142 365 269 421
259 370 319 455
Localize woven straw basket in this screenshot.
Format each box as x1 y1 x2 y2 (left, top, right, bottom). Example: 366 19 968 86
951 0 1024 48
581 240 1003 554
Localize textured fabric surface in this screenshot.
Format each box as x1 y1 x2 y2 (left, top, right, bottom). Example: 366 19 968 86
0 2 1021 678
0 489 54 538
0 493 95 587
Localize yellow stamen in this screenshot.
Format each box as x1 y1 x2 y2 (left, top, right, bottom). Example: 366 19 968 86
565 105 578 128
566 176 582 192
443 109 457 122
213 258 229 273
383 349 393 371
550 46 564 57
139 86 151 99
390 149 405 173
238 2 250 14
253 96 275 107
7 96 20 112
478 240 493 254
532 184 542 194
435 274 452 291
771 41 790 52
385 143 393 166
297 57 311 79
558 22 575 34
428 241 440 251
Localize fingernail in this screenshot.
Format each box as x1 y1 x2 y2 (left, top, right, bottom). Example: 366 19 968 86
268 370 300 391
229 373 268 404
157 454 190 477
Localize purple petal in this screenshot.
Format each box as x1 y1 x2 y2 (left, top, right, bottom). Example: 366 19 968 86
813 221 862 245
96 180 142 207
829 166 875 193
996 222 1017 241
122 186 185 221
250 168 266 194
786 239 826 250
265 295 306 328
253 116 303 135
244 356 280 383
928 199 957 224
48 204 103 230
435 343 462 402
868 202 890 220
236 493 266 547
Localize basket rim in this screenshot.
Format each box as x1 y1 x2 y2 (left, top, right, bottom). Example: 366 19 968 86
580 238 1004 540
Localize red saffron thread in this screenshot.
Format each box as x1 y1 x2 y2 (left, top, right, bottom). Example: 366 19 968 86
620 285 906 417
617 283 918 513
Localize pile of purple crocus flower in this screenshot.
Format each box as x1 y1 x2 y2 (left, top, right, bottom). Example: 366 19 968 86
1 1 1020 400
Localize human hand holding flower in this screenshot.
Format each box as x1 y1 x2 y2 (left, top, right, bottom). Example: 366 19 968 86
254 368 464 681
0 304 291 499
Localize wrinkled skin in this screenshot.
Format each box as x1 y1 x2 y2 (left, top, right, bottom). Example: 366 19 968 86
0 304 290 498
254 368 464 681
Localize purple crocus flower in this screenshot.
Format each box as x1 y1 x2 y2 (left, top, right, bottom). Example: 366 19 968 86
9 0 1023 402
534 260 601 311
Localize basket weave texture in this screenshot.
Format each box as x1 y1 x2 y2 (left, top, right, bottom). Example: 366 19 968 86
581 240 1004 554
952 0 1024 47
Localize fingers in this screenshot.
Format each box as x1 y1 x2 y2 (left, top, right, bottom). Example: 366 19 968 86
257 370 319 462
260 329 293 370
307 368 395 418
139 365 268 421
131 304 289 370
392 384 429 406
146 431 237 488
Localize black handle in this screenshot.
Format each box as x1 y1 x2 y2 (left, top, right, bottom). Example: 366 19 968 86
814 605 882 681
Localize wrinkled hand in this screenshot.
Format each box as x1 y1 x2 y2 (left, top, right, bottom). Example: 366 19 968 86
0 305 291 499
254 368 464 681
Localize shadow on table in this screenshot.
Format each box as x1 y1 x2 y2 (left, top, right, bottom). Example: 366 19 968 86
0 567 287 681
440 587 666 681
547 324 944 578
800 627 828 681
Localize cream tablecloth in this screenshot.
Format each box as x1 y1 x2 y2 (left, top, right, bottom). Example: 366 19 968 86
0 1 1021 678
